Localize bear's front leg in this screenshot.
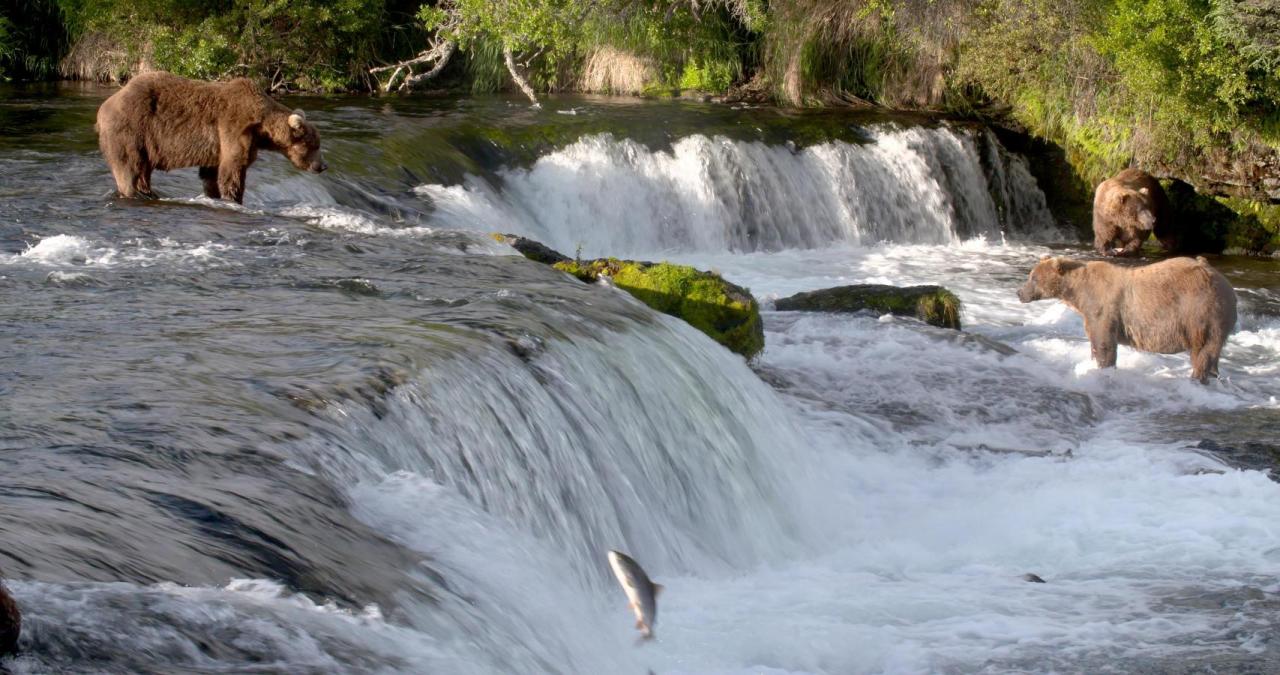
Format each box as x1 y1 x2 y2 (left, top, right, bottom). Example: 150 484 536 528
1115 235 1145 257
217 135 251 204
1092 224 1113 256
1086 320 1119 369
217 162 247 204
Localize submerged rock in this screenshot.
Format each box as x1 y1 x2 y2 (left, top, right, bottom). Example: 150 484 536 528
775 284 963 330
1022 573 1047 583
496 234 764 359
884 315 1017 355
493 234 571 265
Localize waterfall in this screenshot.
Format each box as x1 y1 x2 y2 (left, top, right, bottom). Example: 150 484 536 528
414 125 1060 257
297 310 810 584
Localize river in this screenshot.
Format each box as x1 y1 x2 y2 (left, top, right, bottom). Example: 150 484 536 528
1 85 1278 674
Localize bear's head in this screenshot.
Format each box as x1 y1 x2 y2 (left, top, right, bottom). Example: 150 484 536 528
1118 188 1156 230
284 109 327 173
1017 256 1083 303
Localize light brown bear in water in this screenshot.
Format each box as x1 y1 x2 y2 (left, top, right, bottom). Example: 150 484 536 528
1092 168 1174 256
95 71 326 203
1017 256 1237 383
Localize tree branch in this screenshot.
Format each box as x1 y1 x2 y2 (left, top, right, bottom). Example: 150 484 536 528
504 45 541 107
370 39 455 92
399 40 456 91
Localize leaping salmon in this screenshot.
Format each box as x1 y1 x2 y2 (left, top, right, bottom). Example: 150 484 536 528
607 549 661 641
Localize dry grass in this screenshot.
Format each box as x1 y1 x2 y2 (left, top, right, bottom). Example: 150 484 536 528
766 0 976 108
578 46 658 95
60 31 151 83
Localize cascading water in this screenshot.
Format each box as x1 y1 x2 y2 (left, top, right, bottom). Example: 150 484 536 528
414 125 1060 256
299 310 808 580
3 93 1280 674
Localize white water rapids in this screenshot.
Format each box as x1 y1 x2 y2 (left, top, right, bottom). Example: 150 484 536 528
6 119 1280 674
415 127 1060 255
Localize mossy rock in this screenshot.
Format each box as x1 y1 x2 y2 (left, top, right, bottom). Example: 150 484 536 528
498 235 765 359
775 284 962 330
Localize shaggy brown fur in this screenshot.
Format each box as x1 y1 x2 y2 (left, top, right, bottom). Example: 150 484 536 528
1018 256 1237 382
0 577 18 657
1092 168 1174 257
95 71 326 204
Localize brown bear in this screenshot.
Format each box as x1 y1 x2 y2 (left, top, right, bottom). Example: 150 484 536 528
0 576 18 657
95 71 326 204
1017 256 1237 383
1092 168 1174 256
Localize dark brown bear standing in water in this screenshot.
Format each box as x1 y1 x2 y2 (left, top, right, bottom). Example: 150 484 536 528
1092 168 1174 256
0 576 18 657
1017 256 1237 383
95 71 326 203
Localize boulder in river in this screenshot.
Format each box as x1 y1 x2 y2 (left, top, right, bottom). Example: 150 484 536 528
496 234 764 359
775 284 962 330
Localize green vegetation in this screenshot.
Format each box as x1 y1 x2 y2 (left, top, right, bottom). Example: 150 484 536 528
554 258 765 359
0 0 66 81
775 284 963 330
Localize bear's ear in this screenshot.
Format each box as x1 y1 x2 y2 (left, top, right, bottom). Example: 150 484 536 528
1119 193 1131 205
1049 257 1063 272
288 109 306 130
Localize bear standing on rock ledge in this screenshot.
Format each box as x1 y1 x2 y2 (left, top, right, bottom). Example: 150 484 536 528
1018 256 1237 383
95 71 326 204
1092 168 1174 256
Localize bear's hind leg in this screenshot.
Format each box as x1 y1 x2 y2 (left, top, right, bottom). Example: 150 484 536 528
199 167 221 199
1190 347 1220 384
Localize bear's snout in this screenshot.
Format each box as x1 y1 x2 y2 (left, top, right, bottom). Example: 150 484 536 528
310 160 327 173
1017 284 1037 303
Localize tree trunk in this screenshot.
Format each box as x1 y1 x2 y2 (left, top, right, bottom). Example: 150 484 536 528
503 45 541 107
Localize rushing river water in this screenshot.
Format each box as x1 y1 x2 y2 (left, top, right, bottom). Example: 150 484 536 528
1 85 1279 674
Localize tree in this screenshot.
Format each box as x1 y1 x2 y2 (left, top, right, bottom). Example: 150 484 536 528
372 0 588 105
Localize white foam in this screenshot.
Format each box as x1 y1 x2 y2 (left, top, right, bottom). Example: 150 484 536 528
6 234 233 269
282 204 434 237
414 128 1060 256
17 234 116 266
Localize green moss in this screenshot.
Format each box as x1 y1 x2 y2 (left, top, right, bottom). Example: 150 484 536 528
775 284 963 330
550 257 764 359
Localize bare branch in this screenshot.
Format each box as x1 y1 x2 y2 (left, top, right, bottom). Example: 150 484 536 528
370 40 456 93
504 45 541 107
399 40 456 91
